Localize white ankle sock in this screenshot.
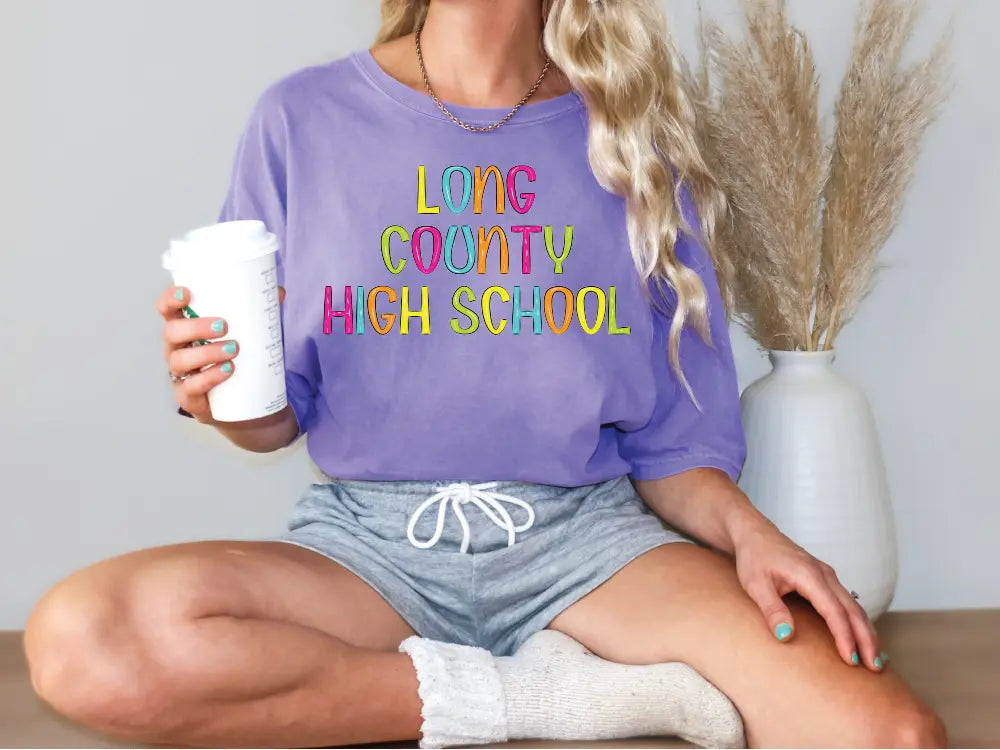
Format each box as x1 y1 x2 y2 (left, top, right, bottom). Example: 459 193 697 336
399 637 507 748
399 630 745 749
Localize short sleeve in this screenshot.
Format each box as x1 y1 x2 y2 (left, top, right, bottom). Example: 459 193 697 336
617 185 747 482
215 86 316 438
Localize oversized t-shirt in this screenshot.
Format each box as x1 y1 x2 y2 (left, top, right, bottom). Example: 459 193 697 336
205 47 746 487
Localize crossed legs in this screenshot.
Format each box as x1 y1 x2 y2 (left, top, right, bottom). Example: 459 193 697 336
25 539 947 748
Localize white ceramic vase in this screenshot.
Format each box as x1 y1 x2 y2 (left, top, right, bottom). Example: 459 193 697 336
737 349 898 619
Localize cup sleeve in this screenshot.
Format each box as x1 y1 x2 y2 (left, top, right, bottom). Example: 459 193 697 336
617 186 747 482
176 84 317 439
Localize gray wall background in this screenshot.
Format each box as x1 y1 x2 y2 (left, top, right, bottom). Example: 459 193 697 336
1 0 995 629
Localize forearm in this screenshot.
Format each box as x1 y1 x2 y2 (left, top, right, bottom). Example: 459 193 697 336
206 403 300 453
632 468 776 555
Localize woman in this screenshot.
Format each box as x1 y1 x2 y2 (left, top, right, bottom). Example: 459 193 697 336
25 0 946 747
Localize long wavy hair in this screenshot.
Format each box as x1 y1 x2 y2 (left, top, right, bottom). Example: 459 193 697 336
375 0 729 400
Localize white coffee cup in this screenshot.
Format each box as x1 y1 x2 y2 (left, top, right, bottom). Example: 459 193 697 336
162 220 287 422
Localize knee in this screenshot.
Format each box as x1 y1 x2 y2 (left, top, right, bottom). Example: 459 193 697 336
23 573 177 736
876 700 948 748
25 579 139 731
23 565 194 738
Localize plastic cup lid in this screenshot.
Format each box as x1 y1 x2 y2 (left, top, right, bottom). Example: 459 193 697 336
162 220 279 270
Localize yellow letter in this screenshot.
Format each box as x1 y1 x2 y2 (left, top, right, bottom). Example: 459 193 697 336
400 286 431 335
576 286 606 334
482 286 510 334
417 165 440 214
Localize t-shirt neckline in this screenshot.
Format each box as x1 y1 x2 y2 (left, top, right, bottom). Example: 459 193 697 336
351 47 584 126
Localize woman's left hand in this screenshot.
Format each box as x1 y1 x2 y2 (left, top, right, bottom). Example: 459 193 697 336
731 516 885 672
634 469 886 672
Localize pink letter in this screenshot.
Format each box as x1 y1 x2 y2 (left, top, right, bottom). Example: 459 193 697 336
510 225 542 273
411 226 443 274
507 165 536 214
324 285 354 335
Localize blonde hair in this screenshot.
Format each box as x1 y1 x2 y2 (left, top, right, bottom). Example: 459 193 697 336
376 0 728 399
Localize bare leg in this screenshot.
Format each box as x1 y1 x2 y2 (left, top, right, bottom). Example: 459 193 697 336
24 540 423 747
550 543 947 748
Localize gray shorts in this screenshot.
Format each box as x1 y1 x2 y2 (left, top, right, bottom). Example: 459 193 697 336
265 473 690 656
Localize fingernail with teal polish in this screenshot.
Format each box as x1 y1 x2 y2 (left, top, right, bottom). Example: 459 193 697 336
874 656 884 670
221 362 233 373
174 287 184 301
222 341 237 355
851 651 859 665
775 623 792 641
211 319 225 334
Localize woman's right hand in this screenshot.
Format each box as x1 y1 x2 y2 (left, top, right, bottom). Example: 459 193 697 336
157 284 285 424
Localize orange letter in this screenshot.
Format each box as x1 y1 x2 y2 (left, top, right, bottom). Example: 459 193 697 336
369 286 398 334
473 165 505 214
543 286 573 334
477 226 509 274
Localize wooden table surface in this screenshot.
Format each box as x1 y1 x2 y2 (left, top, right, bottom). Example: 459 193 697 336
2 609 998 748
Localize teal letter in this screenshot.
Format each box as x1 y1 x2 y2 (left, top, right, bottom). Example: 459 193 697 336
444 225 477 274
354 285 366 334
442 166 473 214
512 285 542 335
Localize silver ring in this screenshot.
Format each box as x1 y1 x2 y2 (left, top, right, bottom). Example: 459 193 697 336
169 370 189 384
850 590 860 600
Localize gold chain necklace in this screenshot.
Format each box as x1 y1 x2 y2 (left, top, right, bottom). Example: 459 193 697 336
415 18 553 133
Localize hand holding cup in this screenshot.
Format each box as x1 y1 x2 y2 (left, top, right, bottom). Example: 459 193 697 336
158 284 286 423
161 220 289 423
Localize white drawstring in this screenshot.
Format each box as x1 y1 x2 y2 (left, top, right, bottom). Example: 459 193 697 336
406 481 535 554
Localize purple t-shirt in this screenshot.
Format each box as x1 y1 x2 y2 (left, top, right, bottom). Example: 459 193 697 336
196 47 746 487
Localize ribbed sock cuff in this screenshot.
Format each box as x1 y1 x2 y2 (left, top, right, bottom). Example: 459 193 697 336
399 636 508 748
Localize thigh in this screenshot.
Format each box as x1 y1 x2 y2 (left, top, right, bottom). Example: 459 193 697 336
548 543 943 748
30 540 415 652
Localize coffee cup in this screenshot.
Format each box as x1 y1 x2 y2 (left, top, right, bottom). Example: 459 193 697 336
162 220 287 422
